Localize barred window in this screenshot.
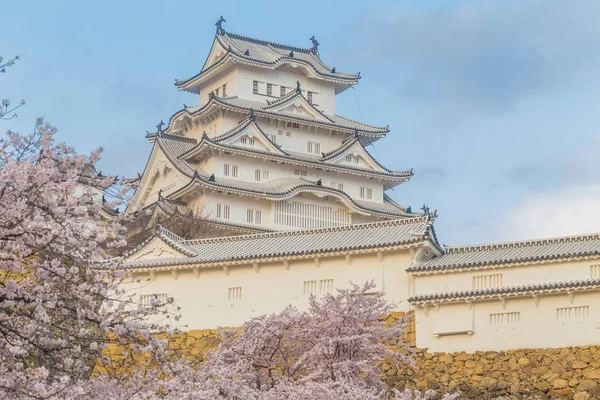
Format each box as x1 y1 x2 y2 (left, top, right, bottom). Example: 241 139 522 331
253 81 259 94
280 86 286 97
557 306 589 321
228 287 242 301
473 274 503 290
490 312 520 327
216 204 230 220
246 209 262 224
303 280 317 295
222 84 227 97
223 164 238 177
307 141 321 154
293 169 307 176
140 293 168 306
267 83 272 96
319 279 334 294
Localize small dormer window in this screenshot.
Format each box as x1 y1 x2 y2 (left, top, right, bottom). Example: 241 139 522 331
240 137 255 146
345 155 352 163
280 86 286 97
267 83 272 97
222 84 227 97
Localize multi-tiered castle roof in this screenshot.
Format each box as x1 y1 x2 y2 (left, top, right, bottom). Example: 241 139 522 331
128 19 432 242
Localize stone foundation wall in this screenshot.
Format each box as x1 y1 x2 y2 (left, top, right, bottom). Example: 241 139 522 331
391 346 600 399
181 314 600 399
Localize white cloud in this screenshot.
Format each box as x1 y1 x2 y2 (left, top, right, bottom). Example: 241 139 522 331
504 185 600 241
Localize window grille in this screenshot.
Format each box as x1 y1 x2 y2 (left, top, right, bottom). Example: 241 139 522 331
140 293 168 307
307 141 321 154
286 131 292 137
228 287 242 301
359 187 373 199
267 134 276 143
277 130 283 136
303 280 317 295
223 164 238 177
215 88 220 97
591 264 600 279
286 122 300 129
240 137 255 145
216 204 230 220
222 84 227 97
280 86 286 97
307 91 313 103
274 201 350 229
253 81 259 94
473 274 503 290
345 155 353 163
246 209 262 224
330 182 343 191
490 312 520 327
267 83 272 96
319 279 334 294
293 169 307 176
255 170 269 181
557 306 589 321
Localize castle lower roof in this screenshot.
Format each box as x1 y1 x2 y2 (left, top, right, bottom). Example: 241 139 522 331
117 216 439 270
409 233 600 273
408 278 600 305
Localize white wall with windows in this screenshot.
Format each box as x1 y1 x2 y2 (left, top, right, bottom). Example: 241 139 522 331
130 249 413 329
414 291 600 352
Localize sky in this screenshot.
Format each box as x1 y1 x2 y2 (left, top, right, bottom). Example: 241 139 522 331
2 0 600 246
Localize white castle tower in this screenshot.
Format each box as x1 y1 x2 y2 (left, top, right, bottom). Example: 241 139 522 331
129 18 431 240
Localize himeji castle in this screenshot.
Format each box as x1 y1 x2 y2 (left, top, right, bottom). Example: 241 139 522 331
117 19 600 353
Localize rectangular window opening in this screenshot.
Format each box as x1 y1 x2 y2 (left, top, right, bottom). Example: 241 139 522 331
228 287 242 301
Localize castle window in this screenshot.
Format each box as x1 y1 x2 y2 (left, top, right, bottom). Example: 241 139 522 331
215 88 220 97
139 293 169 307
255 170 269 181
277 130 283 136
330 182 344 191
557 306 589 321
228 287 242 301
280 86 286 97
286 131 292 137
266 134 276 143
307 91 313 103
223 164 238 178
222 84 227 97
319 279 334 294
240 137 255 146
303 280 317 295
360 187 373 199
591 264 600 279
216 204 230 220
307 141 321 154
246 209 262 224
473 274 503 290
267 83 272 96
287 122 300 129
274 200 350 229
345 155 353 163
293 169 307 176
253 81 259 94
490 312 520 327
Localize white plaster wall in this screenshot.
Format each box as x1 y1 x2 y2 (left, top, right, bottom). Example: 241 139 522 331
235 65 336 114
414 291 600 352
130 249 412 329
413 259 598 295
199 68 238 106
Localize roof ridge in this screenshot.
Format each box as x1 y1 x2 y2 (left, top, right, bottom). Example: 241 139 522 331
445 233 600 254
222 31 315 55
158 132 198 144
184 215 431 246
333 113 390 132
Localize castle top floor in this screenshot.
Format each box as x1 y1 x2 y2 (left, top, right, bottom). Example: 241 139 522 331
175 19 360 115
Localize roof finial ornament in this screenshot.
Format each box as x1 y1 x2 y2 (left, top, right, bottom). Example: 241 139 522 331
331 67 336 73
316 179 322 186
208 173 215 182
157 189 162 200
296 80 301 93
193 169 200 179
248 108 256 122
354 127 359 139
421 204 430 215
288 50 294 58
410 168 414 176
406 206 412 213
156 215 162 232
244 49 250 56
309 36 320 53
215 16 226 34
156 120 165 135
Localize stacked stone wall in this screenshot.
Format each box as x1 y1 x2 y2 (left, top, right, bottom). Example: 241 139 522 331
177 314 600 399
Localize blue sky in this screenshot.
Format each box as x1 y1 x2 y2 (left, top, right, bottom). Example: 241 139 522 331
3 0 600 245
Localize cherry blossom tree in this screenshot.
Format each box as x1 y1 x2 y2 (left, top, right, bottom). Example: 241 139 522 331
0 54 25 120
0 119 177 399
160 282 458 400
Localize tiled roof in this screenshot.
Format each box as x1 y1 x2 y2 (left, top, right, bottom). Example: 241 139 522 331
119 216 438 270
409 233 600 273
408 278 600 304
176 30 359 93
182 95 388 140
